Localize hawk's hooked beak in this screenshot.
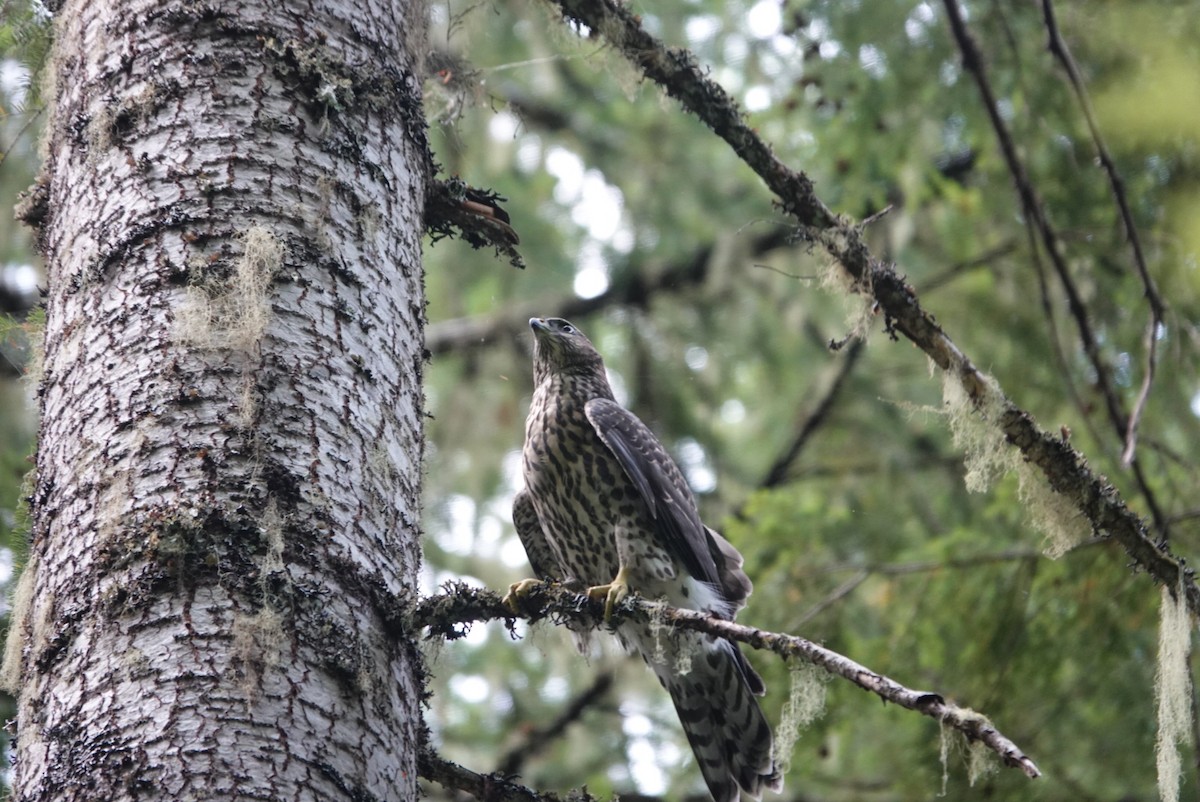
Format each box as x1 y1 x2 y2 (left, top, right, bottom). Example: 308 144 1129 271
530 317 561 360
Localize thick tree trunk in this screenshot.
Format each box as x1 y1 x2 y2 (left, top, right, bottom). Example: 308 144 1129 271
3 0 428 799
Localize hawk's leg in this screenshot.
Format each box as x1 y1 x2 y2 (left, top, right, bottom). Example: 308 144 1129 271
502 578 544 611
587 565 632 621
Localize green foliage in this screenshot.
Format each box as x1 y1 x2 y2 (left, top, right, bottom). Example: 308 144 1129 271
735 474 1167 799
0 2 51 107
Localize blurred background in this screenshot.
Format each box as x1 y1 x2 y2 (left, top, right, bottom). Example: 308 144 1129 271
4 0 1200 799
0 3 44 791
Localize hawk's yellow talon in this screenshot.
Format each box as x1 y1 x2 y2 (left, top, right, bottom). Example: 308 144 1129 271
503 578 543 611
587 566 632 621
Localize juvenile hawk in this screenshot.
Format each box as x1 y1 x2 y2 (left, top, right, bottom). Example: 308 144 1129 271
508 317 781 802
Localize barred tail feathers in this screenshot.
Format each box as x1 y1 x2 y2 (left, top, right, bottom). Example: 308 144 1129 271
639 631 781 802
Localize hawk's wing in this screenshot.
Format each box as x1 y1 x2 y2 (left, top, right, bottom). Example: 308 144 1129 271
586 398 765 694
706 526 754 614
584 398 723 595
512 489 557 581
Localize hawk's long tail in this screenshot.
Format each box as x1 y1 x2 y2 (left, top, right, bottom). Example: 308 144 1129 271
641 631 781 802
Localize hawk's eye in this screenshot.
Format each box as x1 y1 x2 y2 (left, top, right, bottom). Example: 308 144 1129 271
560 324 575 334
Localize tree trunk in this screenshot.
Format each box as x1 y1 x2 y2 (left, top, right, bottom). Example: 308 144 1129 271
3 0 429 799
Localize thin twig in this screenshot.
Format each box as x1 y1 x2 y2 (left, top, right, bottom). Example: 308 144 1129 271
812 545 1057 581
1167 509 1200 526
940 0 1112 421
1022 210 1110 453
416 582 1042 779
917 240 1018 294
861 204 894 226
0 105 46 168
495 672 615 777
420 746 599 801
1123 326 1160 468
1040 0 1167 469
784 543 1105 623
794 570 870 627
756 340 864 492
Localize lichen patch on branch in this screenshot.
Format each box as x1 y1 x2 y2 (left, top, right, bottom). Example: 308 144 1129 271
942 370 1012 494
772 661 828 774
1155 582 1194 802
1016 459 1091 558
941 370 1090 556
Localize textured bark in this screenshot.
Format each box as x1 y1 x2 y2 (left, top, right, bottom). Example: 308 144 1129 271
5 0 429 799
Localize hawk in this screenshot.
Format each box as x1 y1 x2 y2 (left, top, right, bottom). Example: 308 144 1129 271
507 317 781 802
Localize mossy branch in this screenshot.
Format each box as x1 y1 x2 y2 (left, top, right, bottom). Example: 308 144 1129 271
419 746 601 802
415 581 1041 781
425 177 524 268
542 0 1198 615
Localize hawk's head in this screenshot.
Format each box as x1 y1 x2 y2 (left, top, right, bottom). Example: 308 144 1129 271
530 317 604 380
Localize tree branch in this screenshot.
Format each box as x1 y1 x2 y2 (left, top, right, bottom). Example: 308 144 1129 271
416 582 1042 780
419 746 601 802
757 339 864 492
426 227 792 356
916 240 1018 294
1021 219 1110 453
426 177 525 269
540 0 1198 614
422 744 827 802
940 0 1170 539
496 671 615 777
794 570 870 628
1038 0 1167 469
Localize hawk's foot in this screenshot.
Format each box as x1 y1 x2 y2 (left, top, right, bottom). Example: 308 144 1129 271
503 578 543 612
587 566 632 621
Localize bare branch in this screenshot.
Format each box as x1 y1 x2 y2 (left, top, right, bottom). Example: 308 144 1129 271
940 0 1171 538
530 0 1197 612
917 240 1018 294
757 340 864 492
794 570 869 627
423 744 825 802
496 672 615 777
792 541 1107 622
1168 509 1200 527
416 582 1042 780
1022 221 1110 452
867 539 1103 575
426 227 791 355
553 1 835 231
1039 0 1167 468
419 746 600 801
